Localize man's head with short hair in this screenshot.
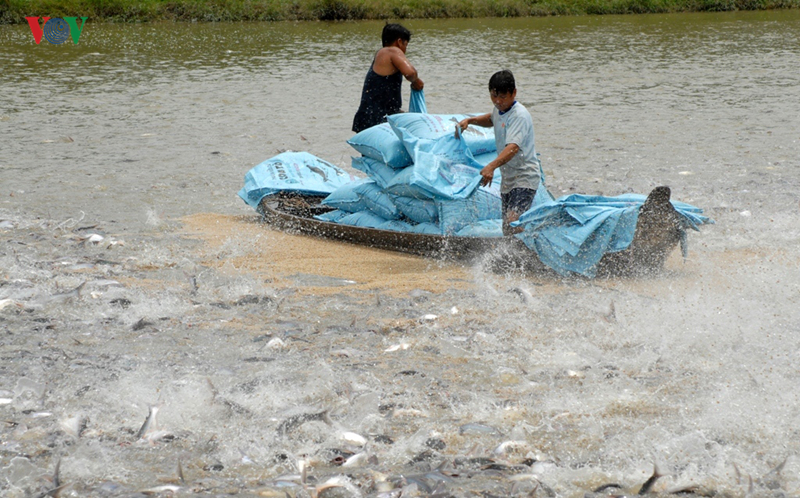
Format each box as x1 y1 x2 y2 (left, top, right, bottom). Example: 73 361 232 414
382 23 411 47
489 70 516 95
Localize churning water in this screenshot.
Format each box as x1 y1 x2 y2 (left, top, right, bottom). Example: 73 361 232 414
2 11 800 497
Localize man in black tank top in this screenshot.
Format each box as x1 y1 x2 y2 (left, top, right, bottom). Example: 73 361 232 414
352 24 424 133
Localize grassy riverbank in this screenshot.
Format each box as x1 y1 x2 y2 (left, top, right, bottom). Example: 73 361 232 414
2 0 799 23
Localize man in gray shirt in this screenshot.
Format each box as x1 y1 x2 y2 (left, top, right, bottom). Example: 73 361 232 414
456 70 541 235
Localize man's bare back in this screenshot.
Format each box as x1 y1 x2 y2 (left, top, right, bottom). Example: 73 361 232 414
373 44 424 90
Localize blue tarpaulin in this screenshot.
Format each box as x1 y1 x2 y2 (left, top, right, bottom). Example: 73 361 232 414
385 131 487 200
409 88 427 114
511 193 713 277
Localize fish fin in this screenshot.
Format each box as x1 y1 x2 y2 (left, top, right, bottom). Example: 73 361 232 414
766 457 788 477
733 463 742 484
53 457 62 488
34 483 68 498
603 300 617 322
637 462 666 495
653 460 667 478
206 377 220 399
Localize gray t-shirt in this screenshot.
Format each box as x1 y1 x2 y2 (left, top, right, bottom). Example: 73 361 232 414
491 102 541 193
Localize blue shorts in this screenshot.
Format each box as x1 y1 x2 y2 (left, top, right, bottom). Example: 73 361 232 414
501 188 536 216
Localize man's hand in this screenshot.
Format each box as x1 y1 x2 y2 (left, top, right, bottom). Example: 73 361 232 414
455 118 471 138
456 113 492 138
411 77 424 91
480 143 520 185
479 164 495 187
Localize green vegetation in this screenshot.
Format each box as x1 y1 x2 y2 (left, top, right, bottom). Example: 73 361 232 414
2 0 798 23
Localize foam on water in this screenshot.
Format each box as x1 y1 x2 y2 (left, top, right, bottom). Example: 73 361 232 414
2 205 798 496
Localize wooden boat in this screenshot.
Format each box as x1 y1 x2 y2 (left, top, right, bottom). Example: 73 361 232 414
257 186 687 277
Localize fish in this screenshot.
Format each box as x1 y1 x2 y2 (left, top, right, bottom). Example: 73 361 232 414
603 300 617 323
34 459 65 498
94 258 123 266
341 451 370 468
373 491 403 498
0 298 23 311
270 473 304 486
458 422 503 436
132 318 154 331
421 467 455 485
65 263 96 271
493 440 529 457
664 484 706 495
105 239 124 249
384 343 411 352
340 431 368 448
733 462 743 485
276 410 331 435
80 233 105 245
59 414 89 438
88 279 124 288
53 458 61 488
140 485 182 495
183 271 199 294
509 287 534 305
755 457 788 490
314 475 359 496
257 489 294 498
427 481 451 497
592 483 623 493
390 475 433 494
638 463 665 494
34 484 68 498
206 378 253 417
40 282 85 305
239 448 255 464
135 403 164 440
387 407 426 418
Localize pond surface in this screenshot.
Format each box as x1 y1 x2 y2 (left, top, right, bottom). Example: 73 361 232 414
1 10 800 497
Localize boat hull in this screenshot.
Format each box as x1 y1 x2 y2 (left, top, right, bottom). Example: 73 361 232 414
257 186 685 277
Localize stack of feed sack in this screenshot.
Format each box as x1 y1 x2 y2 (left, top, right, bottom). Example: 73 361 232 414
238 151 359 210
318 113 505 237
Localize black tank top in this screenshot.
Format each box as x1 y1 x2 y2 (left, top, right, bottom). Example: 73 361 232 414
352 64 403 133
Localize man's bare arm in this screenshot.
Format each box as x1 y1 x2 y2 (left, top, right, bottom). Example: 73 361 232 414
480 143 520 187
455 113 492 137
389 49 423 90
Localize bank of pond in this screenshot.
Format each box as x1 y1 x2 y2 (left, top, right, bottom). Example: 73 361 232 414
3 0 799 24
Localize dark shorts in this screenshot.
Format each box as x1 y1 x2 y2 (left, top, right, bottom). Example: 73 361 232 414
501 188 536 217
